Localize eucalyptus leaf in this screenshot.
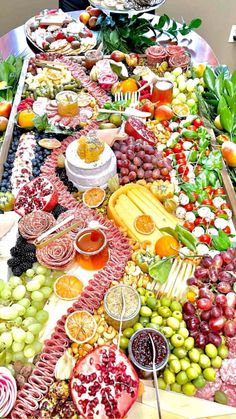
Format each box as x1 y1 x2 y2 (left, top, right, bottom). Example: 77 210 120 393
188 18 202 29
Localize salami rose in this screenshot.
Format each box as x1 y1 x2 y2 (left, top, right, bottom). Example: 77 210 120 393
145 46 167 66
36 234 76 269
169 53 191 70
98 72 119 91
18 210 56 241
165 45 186 56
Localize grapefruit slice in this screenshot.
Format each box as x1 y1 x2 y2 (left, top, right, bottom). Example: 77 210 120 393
65 310 97 344
38 138 61 149
134 214 155 235
54 274 84 300
83 187 106 208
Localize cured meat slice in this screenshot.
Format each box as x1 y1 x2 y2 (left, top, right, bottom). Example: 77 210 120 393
36 234 76 269
165 45 186 56
169 53 191 70
220 383 236 407
28 376 48 394
227 336 236 358
196 373 222 401
220 359 236 385
18 210 56 241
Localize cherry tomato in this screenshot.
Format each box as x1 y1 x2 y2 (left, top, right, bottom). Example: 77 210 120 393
210 219 215 225
192 145 198 151
176 159 187 165
215 209 227 217
201 198 213 206
195 218 207 226
173 144 183 153
213 187 225 196
205 186 213 195
199 234 212 244
221 203 230 210
223 226 231 234
188 125 197 131
175 152 186 161
165 174 171 181
182 175 190 182
191 192 198 202
162 120 170 128
179 138 185 144
165 148 174 156
195 165 202 175
193 118 204 128
178 165 189 175
185 203 194 211
183 221 195 232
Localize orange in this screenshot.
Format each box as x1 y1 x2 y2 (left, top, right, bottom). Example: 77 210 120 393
39 138 61 149
18 109 36 129
83 187 106 208
120 78 138 93
65 310 97 344
54 274 84 300
155 235 180 257
134 215 155 235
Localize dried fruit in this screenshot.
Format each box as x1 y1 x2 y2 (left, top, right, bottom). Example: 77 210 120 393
83 187 106 208
134 215 155 235
65 310 97 344
54 275 83 300
38 138 61 149
70 345 139 419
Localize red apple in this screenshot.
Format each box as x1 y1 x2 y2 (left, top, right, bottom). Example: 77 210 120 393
89 8 102 17
0 116 8 132
140 101 155 119
79 12 90 25
0 101 12 118
88 16 97 29
110 50 125 62
154 105 174 122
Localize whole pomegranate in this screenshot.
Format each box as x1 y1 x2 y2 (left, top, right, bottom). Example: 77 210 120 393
70 345 139 419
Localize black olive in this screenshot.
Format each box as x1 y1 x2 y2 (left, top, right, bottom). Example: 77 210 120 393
30 21 39 31
71 40 81 50
45 35 55 44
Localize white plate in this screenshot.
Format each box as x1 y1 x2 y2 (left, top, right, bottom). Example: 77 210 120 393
89 0 165 16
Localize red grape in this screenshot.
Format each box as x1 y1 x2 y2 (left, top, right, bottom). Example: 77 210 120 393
127 150 135 160
195 267 208 279
225 263 234 271
201 257 213 269
218 271 233 283
129 171 137 181
200 321 210 335
115 151 122 159
209 316 225 331
137 150 146 159
197 298 213 311
134 144 142 152
208 267 219 283
215 294 227 307
152 169 161 180
117 160 123 169
195 333 207 349
144 170 153 179
224 320 236 337
161 167 169 176
226 292 236 308
157 160 165 168
143 163 153 171
113 142 120 150
183 302 196 315
120 153 127 160
212 254 223 269
137 168 145 179
133 157 142 167
199 288 214 301
120 168 129 176
121 159 129 168
217 282 231 294
151 157 159 166
208 332 222 347
142 155 152 163
121 176 129 184
128 164 137 172
187 316 200 331
223 306 235 319
221 251 233 264
210 306 222 318
200 310 211 321
120 145 128 153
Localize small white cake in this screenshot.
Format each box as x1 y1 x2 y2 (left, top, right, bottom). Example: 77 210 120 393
65 139 117 191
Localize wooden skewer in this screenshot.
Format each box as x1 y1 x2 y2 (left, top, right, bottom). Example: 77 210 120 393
36 220 81 250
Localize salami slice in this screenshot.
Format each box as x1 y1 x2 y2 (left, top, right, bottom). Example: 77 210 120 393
165 45 186 56
145 46 167 66
220 383 236 407
36 234 76 269
18 210 56 241
220 359 236 385
169 53 191 70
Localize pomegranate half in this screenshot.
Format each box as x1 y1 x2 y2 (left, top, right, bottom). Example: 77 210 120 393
70 345 139 419
125 117 156 145
14 176 58 216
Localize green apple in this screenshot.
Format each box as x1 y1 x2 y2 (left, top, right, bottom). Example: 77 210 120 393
179 320 187 328
146 323 160 330
205 343 218 359
170 300 182 312
191 363 202 376
178 328 189 339
172 311 183 321
158 306 172 318
169 354 178 361
162 326 174 338
188 348 200 363
176 371 188 385
169 359 181 374
146 297 157 310
163 368 175 385
173 347 187 359
160 297 171 307
171 334 185 348
151 315 163 326
137 287 145 296
133 323 143 332
140 306 152 317
186 366 199 380
158 377 167 390
203 367 216 382
184 336 194 350
199 354 211 369
145 291 155 298
140 296 147 305
167 317 180 331
170 382 182 393
180 359 190 371
193 374 206 389
211 355 222 369
217 344 228 359
182 383 196 396
123 327 134 338
139 316 150 326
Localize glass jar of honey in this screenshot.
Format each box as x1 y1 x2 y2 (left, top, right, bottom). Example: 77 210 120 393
84 49 104 70
151 80 173 105
56 90 79 117
74 228 109 271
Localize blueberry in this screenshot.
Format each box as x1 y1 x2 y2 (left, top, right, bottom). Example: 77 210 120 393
3 162 9 168
1 187 6 192
32 159 37 165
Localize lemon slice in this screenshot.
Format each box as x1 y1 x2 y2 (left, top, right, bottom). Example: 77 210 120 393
134 215 155 235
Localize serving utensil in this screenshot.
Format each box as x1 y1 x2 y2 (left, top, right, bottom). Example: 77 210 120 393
117 287 126 351
98 107 151 118
148 333 162 419
88 220 109 231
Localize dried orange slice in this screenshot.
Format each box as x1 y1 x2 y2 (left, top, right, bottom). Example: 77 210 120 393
134 215 155 235
83 187 106 208
77 92 93 107
38 138 61 149
65 310 97 344
54 274 84 300
172 103 190 118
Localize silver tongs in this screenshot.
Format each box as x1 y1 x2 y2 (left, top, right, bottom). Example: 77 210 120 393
149 333 162 419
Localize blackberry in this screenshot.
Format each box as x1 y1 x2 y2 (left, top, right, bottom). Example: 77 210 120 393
16 236 27 246
19 261 34 272
25 253 37 263
10 247 19 257
7 258 16 268
24 243 36 253
12 266 24 276
52 204 68 219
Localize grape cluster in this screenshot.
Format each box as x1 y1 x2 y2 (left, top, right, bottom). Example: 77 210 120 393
0 263 60 366
7 236 37 276
185 248 236 347
55 168 78 193
113 137 172 185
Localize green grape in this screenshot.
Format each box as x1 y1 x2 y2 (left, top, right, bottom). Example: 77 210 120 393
5 350 13 365
33 340 43 353
11 304 26 317
24 345 36 359
31 301 45 310
12 285 26 301
32 262 40 270
40 287 52 299
0 306 18 320
44 277 54 287
26 280 41 292
35 310 49 324
28 323 42 335
25 306 37 318
1 288 12 300
31 291 44 302
18 298 31 309
8 276 22 289
12 352 27 362
25 331 34 344
12 341 25 353
15 317 23 326
0 331 13 348
33 275 46 286
0 279 5 292
26 269 35 278
0 323 7 333
36 266 48 275
12 327 26 343
22 317 37 328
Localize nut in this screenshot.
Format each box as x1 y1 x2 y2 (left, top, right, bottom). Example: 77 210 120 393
83 343 93 351
97 306 104 315
97 337 104 346
112 338 118 345
103 330 116 340
87 332 99 345
97 325 105 334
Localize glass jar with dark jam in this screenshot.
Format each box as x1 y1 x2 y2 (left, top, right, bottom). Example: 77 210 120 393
128 328 169 376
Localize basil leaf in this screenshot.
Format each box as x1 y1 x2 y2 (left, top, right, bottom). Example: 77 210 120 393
208 170 219 186
109 63 127 80
220 107 233 133
197 190 209 203
182 129 198 139
176 225 197 251
33 114 49 131
149 258 172 284
188 150 198 162
212 230 232 251
203 67 216 91
204 150 223 170
110 30 119 46
196 171 208 189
